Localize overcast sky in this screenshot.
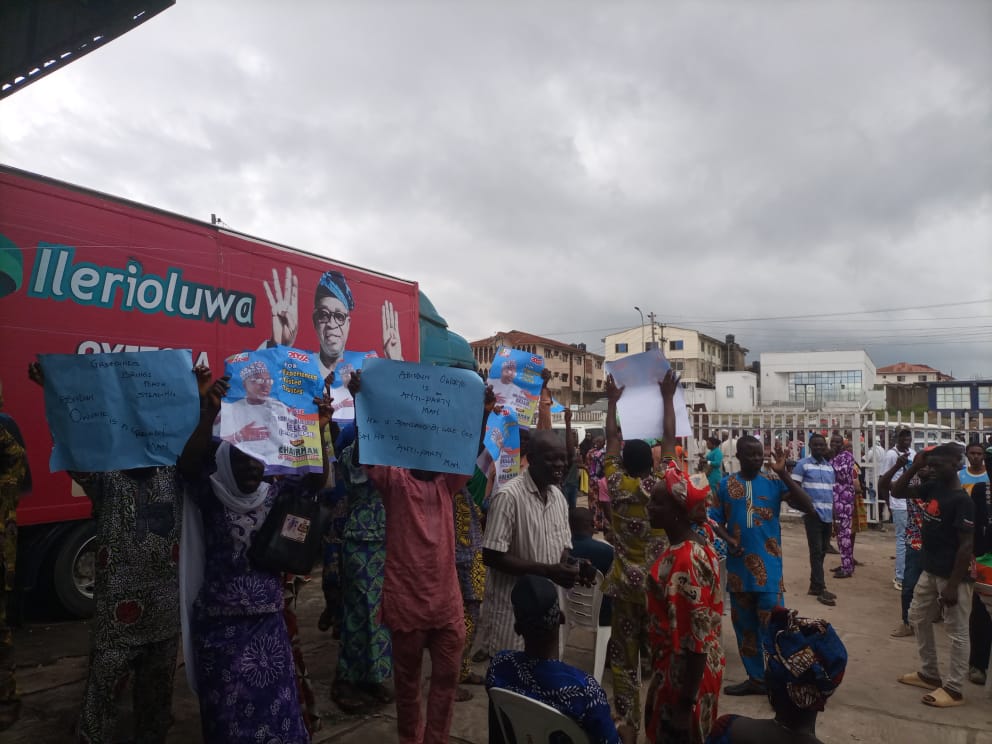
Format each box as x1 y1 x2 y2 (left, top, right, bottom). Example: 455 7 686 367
2 1 990 378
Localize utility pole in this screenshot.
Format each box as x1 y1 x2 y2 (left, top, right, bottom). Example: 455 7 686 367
634 306 645 353
647 312 658 347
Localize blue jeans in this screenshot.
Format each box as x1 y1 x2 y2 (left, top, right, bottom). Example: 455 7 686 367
893 509 908 582
901 547 923 624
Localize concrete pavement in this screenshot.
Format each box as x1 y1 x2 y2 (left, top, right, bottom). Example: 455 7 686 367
5 517 992 743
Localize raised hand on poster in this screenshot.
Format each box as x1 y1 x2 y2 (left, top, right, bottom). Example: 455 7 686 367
381 300 404 360
263 267 299 347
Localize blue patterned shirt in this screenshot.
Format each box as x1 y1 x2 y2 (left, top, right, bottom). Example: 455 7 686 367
717 473 788 594
487 651 620 744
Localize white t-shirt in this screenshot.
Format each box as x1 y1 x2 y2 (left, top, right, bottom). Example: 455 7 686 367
720 437 740 474
880 446 915 511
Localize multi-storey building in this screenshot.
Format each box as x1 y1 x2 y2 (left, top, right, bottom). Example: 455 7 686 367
603 325 748 387
470 330 606 406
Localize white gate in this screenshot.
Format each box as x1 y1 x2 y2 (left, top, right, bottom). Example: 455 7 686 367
688 409 986 524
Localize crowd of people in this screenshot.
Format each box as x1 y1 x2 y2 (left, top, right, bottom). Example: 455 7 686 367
0 351 989 744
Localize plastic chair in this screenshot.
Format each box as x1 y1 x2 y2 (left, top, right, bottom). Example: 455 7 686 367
488 687 593 744
559 570 611 683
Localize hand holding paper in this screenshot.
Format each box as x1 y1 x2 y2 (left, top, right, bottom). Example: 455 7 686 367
604 350 691 440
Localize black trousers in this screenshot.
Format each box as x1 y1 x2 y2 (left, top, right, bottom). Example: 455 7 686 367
804 514 832 593
970 590 992 672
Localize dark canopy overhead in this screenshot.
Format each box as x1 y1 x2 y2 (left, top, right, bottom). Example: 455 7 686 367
1 0 174 99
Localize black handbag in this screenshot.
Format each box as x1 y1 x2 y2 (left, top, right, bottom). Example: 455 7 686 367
248 489 328 575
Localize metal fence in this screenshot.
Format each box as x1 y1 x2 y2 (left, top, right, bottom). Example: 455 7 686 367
687 409 988 523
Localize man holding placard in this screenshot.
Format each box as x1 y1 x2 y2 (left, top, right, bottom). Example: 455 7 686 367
28 357 206 744
347 366 490 744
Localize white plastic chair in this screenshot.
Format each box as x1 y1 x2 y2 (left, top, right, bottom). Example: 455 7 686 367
489 687 593 744
559 570 611 682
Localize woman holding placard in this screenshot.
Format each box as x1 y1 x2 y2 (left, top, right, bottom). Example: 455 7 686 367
179 371 333 744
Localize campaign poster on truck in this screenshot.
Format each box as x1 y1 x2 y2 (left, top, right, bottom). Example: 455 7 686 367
0 165 420 616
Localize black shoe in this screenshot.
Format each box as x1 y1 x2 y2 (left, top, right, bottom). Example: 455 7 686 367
820 589 837 601
807 586 825 596
724 679 767 696
817 594 836 606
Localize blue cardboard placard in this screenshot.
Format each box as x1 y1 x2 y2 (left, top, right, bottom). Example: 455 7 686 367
355 358 485 474
220 345 324 474
487 346 544 427
40 349 199 472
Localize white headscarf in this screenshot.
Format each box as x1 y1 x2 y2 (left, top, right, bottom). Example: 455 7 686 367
209 441 270 512
180 442 270 692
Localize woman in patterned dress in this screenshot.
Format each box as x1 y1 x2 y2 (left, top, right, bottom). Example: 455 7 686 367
829 434 856 578
586 438 608 532
644 466 725 743
179 376 332 743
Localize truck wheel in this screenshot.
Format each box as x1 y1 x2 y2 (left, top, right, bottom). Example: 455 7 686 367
51 522 96 618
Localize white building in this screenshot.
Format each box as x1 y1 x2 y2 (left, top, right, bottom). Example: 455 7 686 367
759 350 877 409
876 362 952 385
716 370 758 412
604 325 747 387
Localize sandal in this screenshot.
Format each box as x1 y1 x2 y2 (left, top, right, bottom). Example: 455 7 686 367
455 686 474 702
921 687 964 708
0 699 21 732
359 681 395 705
471 649 491 663
898 672 941 690
331 680 370 714
461 671 486 685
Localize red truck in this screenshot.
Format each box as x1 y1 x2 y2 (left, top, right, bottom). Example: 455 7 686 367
0 164 473 617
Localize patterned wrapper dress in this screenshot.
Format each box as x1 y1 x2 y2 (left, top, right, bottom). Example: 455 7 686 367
335 443 392 685
831 450 856 576
645 539 725 744
187 472 308 744
0 423 27 725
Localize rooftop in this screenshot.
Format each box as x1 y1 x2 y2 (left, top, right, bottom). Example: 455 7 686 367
470 330 604 359
877 362 952 379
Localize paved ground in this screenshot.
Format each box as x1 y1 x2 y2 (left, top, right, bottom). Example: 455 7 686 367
5 517 992 743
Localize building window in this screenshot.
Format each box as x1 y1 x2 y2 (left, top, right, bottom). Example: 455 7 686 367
978 386 992 409
896 375 905 382
917 375 927 382
596 379 603 388
726 386 734 398
615 343 628 353
670 340 684 351
645 341 658 352
671 360 684 371
935 386 971 410
787 370 863 404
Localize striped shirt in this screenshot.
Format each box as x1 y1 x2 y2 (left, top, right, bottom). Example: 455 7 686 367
792 456 835 523
480 469 572 654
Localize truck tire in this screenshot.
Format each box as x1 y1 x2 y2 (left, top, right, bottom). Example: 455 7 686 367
51 522 96 619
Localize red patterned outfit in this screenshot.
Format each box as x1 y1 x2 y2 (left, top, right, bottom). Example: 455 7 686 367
645 539 725 743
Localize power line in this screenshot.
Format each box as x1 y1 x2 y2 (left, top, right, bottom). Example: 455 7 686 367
532 299 991 338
